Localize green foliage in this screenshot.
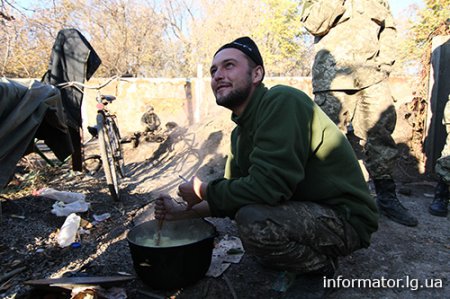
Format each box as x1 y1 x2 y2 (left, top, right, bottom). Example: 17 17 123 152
186 0 310 77
398 0 449 96
410 0 449 56
256 0 312 76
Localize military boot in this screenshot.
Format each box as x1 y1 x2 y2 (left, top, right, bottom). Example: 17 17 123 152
373 179 418 227
429 179 449 217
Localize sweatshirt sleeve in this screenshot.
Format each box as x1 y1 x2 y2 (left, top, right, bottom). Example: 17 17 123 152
206 87 315 218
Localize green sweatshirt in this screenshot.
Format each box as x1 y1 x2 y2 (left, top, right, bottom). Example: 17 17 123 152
206 84 378 247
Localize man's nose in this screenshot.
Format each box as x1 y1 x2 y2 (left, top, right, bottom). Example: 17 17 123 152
213 68 224 81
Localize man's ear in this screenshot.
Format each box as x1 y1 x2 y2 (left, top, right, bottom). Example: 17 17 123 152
253 65 264 83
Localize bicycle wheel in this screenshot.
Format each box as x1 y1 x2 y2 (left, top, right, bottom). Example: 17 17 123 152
97 113 120 201
107 116 125 178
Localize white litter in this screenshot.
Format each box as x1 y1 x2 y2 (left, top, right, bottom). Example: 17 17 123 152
206 235 245 278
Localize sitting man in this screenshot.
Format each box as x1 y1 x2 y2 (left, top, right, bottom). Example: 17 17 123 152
155 37 378 296
141 105 161 134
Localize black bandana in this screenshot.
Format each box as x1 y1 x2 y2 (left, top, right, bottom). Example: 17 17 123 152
214 36 264 68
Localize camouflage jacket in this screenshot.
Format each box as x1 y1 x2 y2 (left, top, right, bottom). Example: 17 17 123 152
301 0 397 92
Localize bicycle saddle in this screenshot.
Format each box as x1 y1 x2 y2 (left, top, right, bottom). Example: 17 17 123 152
101 95 116 103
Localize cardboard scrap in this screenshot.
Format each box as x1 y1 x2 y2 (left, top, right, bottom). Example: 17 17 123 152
206 235 245 278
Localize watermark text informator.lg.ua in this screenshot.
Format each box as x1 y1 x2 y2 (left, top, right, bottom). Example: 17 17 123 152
323 275 444 291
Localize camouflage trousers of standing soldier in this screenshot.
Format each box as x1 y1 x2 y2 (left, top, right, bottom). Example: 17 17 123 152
314 80 398 179
435 97 450 182
234 201 361 274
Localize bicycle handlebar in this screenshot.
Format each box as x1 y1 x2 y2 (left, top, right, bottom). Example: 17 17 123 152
57 75 127 91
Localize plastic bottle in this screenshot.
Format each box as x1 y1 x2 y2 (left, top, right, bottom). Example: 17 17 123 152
38 188 86 204
57 213 81 248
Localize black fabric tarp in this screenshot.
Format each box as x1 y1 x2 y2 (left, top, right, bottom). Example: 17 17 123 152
0 79 73 190
41 28 101 171
42 28 102 129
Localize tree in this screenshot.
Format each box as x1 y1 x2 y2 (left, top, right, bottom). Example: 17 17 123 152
184 0 311 77
410 0 449 53
0 1 54 77
75 0 168 77
0 0 15 21
407 0 450 97
1 0 312 78
254 0 312 76
0 0 170 78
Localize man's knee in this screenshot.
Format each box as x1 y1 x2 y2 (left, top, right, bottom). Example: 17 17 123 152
235 204 270 228
234 204 288 249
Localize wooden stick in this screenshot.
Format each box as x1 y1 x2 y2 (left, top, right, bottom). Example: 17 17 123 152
155 218 163 246
178 175 189 182
223 273 238 299
0 266 27 284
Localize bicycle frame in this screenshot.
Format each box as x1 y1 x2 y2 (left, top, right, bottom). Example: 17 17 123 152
57 76 126 201
96 98 125 201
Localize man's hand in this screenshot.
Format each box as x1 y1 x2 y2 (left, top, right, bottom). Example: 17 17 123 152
154 193 212 221
154 194 188 221
178 176 206 209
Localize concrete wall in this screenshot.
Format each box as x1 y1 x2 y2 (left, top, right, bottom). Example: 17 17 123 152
81 76 419 138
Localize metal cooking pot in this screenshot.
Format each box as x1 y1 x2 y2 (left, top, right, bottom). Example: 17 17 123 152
127 218 217 290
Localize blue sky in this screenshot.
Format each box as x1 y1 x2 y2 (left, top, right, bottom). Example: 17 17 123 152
390 0 425 17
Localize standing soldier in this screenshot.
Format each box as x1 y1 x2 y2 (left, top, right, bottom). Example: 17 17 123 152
301 0 418 226
430 95 450 217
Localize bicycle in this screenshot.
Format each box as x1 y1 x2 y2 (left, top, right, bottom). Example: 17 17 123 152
58 76 125 201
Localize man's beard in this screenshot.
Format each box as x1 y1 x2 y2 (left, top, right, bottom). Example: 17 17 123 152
215 76 252 110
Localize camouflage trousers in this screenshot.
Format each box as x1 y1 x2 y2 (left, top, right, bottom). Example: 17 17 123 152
435 97 450 182
234 201 361 274
314 80 398 179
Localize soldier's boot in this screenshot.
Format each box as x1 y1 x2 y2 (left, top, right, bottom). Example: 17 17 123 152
429 179 449 217
373 179 418 227
279 258 337 299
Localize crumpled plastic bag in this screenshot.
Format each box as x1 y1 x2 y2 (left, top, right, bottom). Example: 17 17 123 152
52 200 90 217
36 187 86 203
33 187 89 217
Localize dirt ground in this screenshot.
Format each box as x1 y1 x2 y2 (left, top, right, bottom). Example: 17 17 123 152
1 110 449 299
